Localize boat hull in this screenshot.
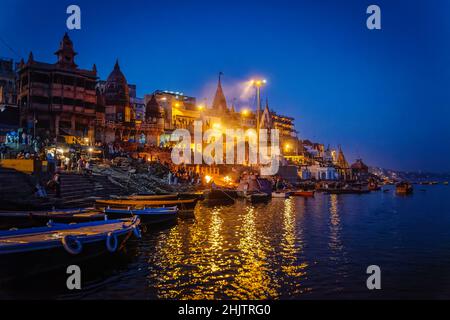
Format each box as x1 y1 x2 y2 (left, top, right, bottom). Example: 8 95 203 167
292 191 315 197
204 189 237 205
246 193 271 203
104 208 177 225
0 219 140 284
272 192 290 198
96 199 198 212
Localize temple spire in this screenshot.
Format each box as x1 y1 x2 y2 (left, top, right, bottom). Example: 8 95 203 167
114 59 121 70
55 33 77 68
27 51 34 64
230 98 236 113
212 72 228 112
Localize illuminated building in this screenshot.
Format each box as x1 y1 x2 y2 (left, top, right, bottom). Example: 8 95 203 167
17 33 98 140
335 145 352 180
0 58 19 141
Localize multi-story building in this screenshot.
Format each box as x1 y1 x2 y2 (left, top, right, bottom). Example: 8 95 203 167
0 58 18 106
148 90 198 132
260 102 299 156
96 61 163 144
0 58 19 141
17 33 98 141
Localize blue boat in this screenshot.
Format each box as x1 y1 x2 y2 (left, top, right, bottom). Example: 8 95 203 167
0 217 141 283
104 206 178 225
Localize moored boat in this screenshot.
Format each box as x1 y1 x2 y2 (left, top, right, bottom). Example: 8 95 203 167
272 191 291 198
96 198 198 212
0 209 105 229
0 217 141 283
111 194 178 201
396 182 413 195
204 189 237 205
292 190 315 197
245 192 271 203
104 207 178 224
110 192 204 201
368 181 381 191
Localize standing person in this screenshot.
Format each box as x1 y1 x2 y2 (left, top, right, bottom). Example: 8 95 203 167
53 171 61 198
85 160 92 175
47 151 55 174
77 157 83 174
0 143 5 160
64 156 71 172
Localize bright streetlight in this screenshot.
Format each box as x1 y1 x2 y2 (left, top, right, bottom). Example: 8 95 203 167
251 78 267 164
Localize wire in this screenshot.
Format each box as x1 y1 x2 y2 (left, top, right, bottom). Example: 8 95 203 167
0 35 22 59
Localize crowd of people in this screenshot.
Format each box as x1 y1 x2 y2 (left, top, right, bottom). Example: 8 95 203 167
167 166 202 185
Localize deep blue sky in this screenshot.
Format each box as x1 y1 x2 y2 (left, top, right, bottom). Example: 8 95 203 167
1 0 450 172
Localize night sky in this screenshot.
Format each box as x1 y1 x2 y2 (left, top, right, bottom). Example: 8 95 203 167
1 0 449 172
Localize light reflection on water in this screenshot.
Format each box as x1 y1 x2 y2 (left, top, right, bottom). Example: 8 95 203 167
3 185 450 299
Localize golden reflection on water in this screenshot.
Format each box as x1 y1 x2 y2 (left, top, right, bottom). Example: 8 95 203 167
280 198 308 295
146 199 312 299
229 205 277 299
329 194 343 252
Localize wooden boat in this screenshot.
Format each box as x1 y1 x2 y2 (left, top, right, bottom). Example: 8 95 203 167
245 193 271 204
396 182 413 195
96 198 198 212
0 209 105 229
177 192 205 200
272 191 291 198
111 194 178 201
368 183 381 191
204 189 237 205
0 217 141 283
292 190 315 197
104 207 178 224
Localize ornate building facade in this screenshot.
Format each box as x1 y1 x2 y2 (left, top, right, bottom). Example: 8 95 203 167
17 33 98 141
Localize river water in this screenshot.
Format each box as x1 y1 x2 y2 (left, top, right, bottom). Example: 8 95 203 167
2 185 450 299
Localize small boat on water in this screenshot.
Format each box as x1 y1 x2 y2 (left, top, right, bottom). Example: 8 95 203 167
96 198 198 212
292 190 315 197
237 174 273 198
104 207 178 224
111 194 178 201
245 192 271 204
444 181 449 186
396 182 413 195
204 189 237 206
272 191 291 198
368 182 381 191
111 192 204 201
0 217 141 283
0 209 104 229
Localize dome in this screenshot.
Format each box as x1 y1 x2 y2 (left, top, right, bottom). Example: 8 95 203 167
145 95 163 120
104 60 130 106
